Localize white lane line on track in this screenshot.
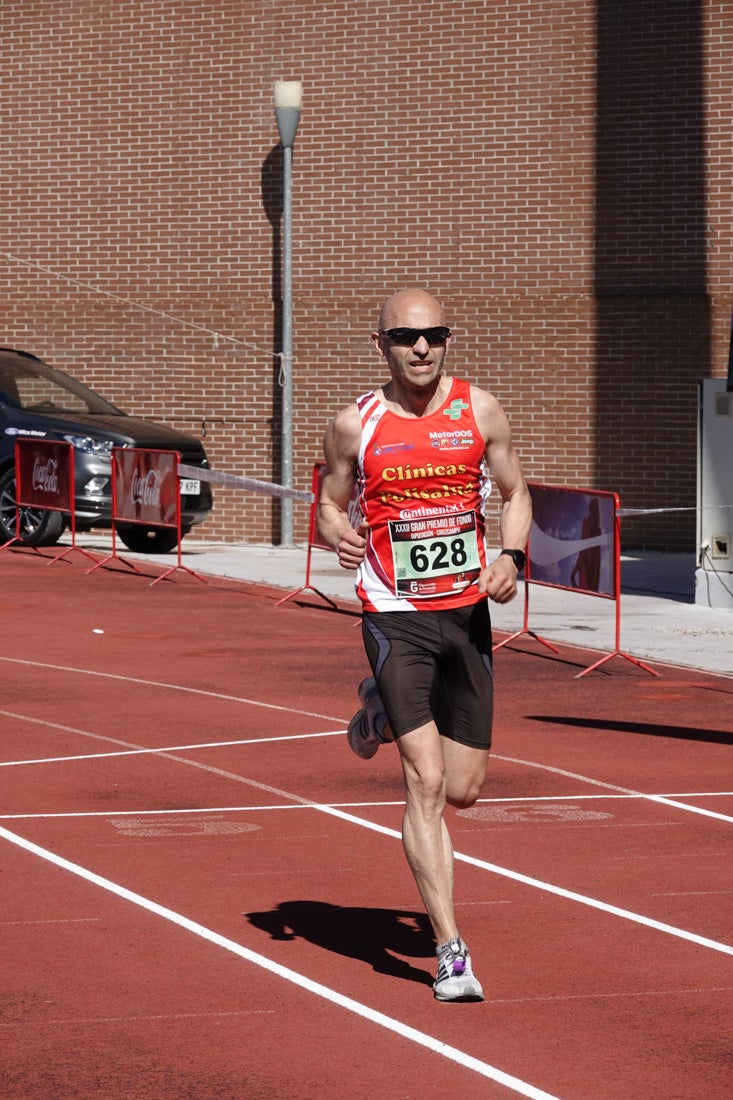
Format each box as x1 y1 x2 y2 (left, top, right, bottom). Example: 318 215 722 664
2 796 726 822
314 804 733 957
1 917 100 926
0 724 345 768
2 705 731 825
0 1009 277 1030
0 658 345 723
100 738 731 956
1 790 730 821
0 824 561 1100
3 779 732 957
495 755 733 825
3 670 731 953
490 984 733 1005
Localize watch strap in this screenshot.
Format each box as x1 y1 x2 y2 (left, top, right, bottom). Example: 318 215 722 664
499 548 526 571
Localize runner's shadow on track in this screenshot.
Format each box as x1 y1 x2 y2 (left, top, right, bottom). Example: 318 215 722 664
245 900 435 987
532 715 733 745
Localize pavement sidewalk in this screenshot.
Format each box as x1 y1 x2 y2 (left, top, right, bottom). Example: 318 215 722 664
68 535 733 677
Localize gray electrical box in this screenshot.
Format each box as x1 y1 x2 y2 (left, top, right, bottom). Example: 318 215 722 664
696 379 733 609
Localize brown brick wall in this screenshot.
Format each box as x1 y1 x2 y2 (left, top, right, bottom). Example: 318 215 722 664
2 1 731 550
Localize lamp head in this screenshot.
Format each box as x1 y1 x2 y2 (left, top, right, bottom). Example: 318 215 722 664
274 80 302 148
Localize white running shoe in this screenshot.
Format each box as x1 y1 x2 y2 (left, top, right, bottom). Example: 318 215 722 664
433 937 484 1003
346 677 392 759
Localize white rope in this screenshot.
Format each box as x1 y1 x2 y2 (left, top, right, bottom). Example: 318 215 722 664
4 251 280 362
618 504 732 516
178 463 312 503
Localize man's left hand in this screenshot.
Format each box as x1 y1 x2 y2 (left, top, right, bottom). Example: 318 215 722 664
478 557 519 604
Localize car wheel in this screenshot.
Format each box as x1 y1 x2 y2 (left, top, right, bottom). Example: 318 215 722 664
116 525 182 554
0 468 66 547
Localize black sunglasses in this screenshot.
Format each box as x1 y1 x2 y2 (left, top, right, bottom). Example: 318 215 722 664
378 326 451 347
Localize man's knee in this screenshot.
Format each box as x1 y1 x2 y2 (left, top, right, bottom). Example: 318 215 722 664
446 780 481 810
442 752 488 814
405 760 447 806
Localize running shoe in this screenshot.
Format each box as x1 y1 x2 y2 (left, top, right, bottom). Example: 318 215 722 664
433 937 484 1002
346 677 392 759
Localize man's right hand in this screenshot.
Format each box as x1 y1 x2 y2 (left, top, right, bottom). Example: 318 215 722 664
336 522 369 570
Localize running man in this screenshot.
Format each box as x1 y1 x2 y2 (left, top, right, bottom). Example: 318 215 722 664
317 288 531 1002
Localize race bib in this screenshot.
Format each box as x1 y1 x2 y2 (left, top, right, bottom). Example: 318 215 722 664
389 511 482 598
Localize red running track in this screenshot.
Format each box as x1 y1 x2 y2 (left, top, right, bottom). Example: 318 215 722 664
1 547 731 1099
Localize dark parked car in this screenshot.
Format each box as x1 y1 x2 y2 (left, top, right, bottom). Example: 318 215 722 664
0 347 213 552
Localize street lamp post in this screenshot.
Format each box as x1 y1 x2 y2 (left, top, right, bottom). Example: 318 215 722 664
274 79 302 546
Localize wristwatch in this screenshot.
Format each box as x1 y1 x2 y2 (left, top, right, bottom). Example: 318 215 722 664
499 548 526 572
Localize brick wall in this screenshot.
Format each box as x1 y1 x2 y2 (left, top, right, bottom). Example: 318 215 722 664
2 0 730 550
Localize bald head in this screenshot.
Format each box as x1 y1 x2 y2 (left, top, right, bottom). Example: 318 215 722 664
378 289 447 330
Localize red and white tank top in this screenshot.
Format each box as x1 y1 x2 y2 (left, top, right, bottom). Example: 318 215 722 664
355 378 492 612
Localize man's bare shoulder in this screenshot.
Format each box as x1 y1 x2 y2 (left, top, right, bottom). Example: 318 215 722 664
467 383 508 440
323 401 362 461
328 400 362 437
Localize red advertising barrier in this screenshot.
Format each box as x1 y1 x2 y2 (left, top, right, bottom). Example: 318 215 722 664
276 461 361 608
88 448 206 585
0 439 97 565
114 447 180 529
493 482 657 678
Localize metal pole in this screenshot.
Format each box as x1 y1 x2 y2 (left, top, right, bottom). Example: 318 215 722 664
274 80 301 548
281 142 293 545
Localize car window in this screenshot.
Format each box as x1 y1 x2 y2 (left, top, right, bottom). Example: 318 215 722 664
0 372 21 405
0 355 121 415
14 373 91 413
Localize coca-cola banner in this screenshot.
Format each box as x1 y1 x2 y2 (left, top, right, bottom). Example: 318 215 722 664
114 448 179 527
15 439 73 511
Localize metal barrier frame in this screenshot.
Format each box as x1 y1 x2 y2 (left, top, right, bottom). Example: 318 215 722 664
1 439 98 566
493 482 658 678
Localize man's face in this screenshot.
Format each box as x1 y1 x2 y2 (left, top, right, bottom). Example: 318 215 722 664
372 299 451 393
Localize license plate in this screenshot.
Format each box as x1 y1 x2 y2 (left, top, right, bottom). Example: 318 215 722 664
179 478 200 495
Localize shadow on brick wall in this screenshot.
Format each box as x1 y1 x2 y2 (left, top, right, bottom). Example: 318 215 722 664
594 0 710 551
261 142 285 543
